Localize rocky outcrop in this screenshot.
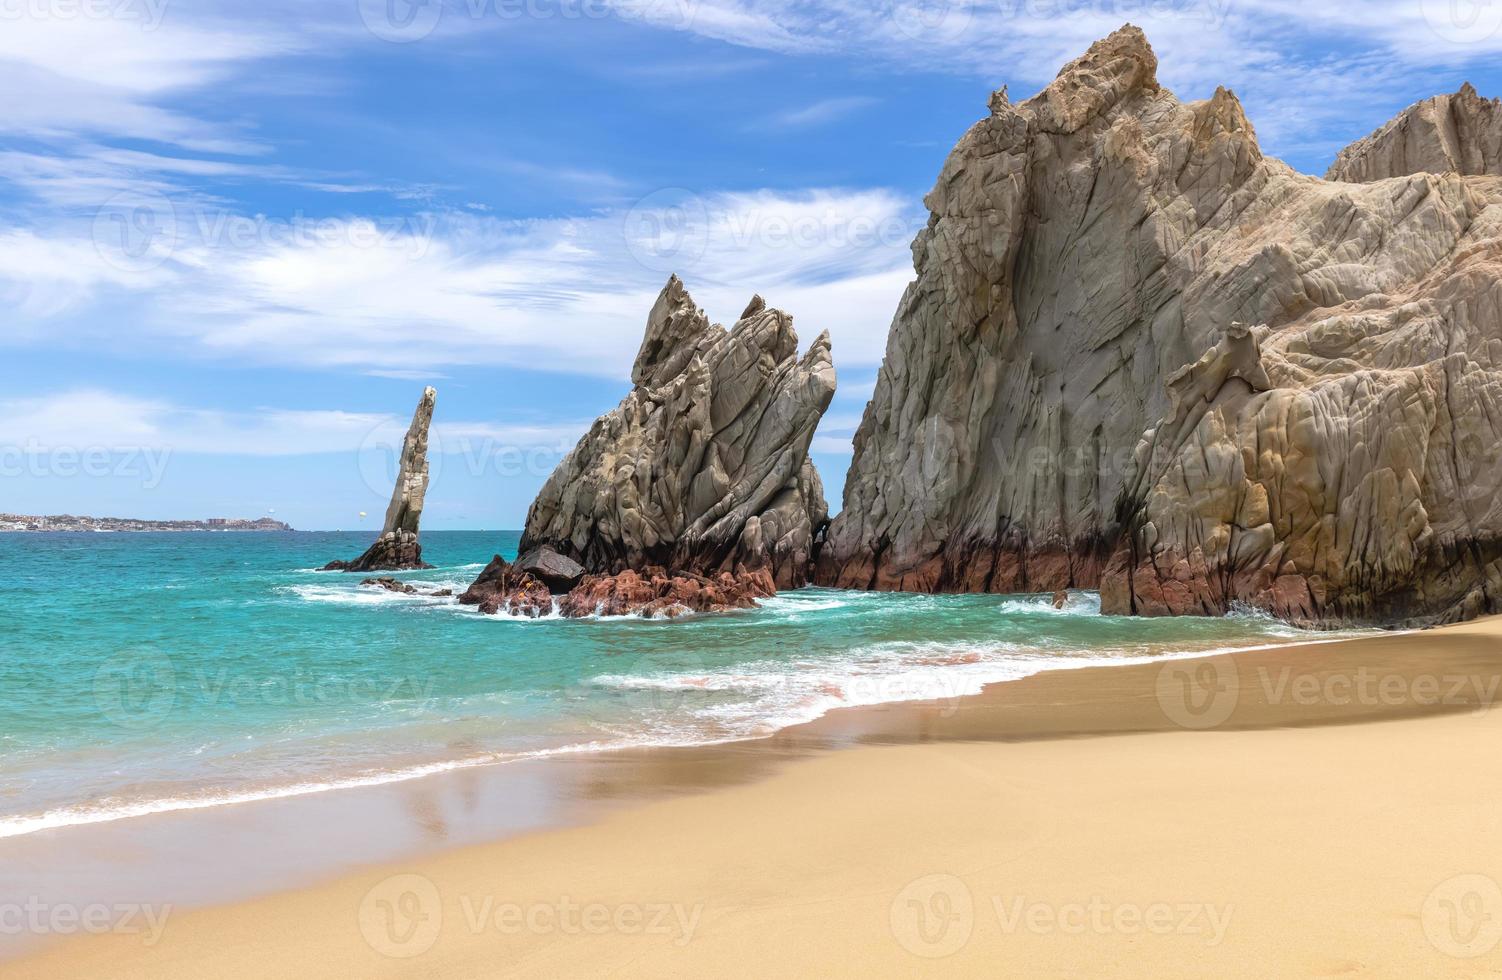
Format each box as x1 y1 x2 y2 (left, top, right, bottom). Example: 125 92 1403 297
324 387 436 572
1327 83 1502 182
483 276 835 617
558 566 773 618
457 553 771 619
458 555 554 617
820 26 1502 626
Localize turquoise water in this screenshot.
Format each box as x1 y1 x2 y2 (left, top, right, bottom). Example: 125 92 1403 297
0 531 1356 837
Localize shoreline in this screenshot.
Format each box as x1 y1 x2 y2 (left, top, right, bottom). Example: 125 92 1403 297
0 609 1382 844
5 617 1502 975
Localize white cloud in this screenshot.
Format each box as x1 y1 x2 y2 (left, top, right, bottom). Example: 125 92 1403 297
0 228 172 316
0 388 590 457
766 95 879 128
0 188 919 376
0 8 296 149
615 0 1502 167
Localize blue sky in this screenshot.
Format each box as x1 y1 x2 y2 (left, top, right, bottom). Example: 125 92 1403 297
3 0 1502 530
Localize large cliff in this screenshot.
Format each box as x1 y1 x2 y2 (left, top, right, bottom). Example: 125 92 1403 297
485 276 834 616
819 26 1502 626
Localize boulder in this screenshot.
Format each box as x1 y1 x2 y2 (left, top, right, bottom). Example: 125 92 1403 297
514 545 586 594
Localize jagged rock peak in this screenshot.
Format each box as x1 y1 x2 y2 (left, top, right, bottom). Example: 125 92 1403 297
631 273 714 388
500 276 835 615
820 26 1502 626
1023 23 1161 134
323 386 436 573
1327 81 1502 181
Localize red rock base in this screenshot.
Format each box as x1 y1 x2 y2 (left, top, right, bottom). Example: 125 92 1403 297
558 567 775 618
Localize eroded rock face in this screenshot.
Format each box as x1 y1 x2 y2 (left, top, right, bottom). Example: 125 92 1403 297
514 276 835 601
325 387 437 572
1327 83 1502 182
821 25 1502 626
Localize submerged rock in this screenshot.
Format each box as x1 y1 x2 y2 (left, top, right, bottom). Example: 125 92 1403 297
360 577 451 597
819 25 1502 626
324 387 437 573
470 277 835 618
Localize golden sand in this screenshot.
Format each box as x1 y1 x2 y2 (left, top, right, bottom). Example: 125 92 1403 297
8 619 1502 978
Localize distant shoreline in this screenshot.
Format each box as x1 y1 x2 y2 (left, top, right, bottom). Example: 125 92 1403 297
0 515 294 533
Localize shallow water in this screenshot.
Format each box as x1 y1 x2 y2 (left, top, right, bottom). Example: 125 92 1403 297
0 530 1369 838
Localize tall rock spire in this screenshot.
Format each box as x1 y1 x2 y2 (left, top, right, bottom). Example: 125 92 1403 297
324 386 437 572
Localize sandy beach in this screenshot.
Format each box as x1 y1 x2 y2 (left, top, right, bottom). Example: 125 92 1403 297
7 618 1502 978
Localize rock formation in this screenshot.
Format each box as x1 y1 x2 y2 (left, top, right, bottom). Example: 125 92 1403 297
473 276 835 617
559 567 772 618
1327 83 1502 182
324 386 436 572
458 555 555 618
820 25 1502 626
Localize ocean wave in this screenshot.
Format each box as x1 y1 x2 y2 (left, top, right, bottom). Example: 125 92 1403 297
994 591 1103 616
0 734 732 841
278 584 459 607
754 594 851 615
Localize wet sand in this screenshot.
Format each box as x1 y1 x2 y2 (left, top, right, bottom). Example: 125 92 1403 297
5 618 1502 976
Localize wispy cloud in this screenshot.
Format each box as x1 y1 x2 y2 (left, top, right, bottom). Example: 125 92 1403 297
610 0 1502 168
0 188 918 376
0 388 591 458
766 96 879 129
0 9 297 151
